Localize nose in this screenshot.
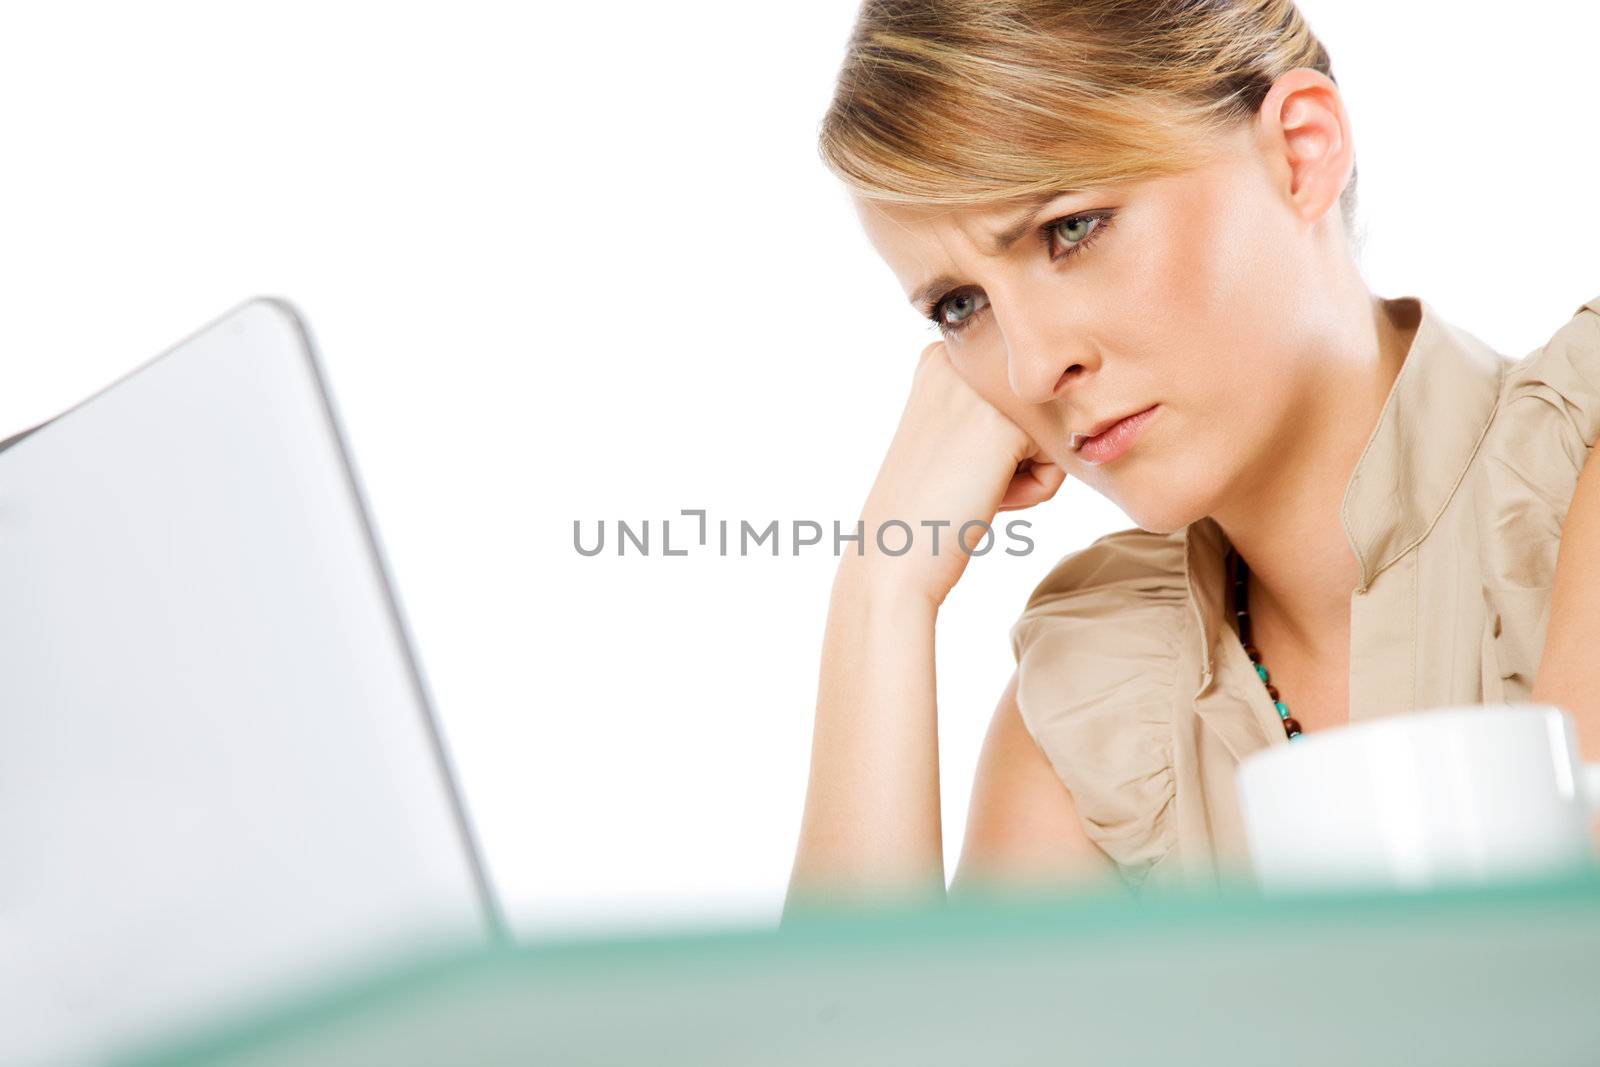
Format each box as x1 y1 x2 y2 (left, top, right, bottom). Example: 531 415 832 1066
993 297 1094 405
1011 358 1084 405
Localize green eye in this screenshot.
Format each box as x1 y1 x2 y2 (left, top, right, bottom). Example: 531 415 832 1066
941 292 982 326
1053 215 1096 244
927 209 1113 336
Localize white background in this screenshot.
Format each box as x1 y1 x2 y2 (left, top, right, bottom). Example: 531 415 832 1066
2 1 1597 939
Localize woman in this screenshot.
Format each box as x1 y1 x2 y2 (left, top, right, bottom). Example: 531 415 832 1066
784 0 1600 911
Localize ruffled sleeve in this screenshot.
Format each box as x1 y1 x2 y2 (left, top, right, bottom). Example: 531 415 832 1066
1476 293 1600 698
1007 526 1188 889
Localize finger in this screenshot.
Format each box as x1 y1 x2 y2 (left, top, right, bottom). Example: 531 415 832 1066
997 459 1068 511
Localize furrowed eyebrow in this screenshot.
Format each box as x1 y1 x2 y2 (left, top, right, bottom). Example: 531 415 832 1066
906 189 1078 314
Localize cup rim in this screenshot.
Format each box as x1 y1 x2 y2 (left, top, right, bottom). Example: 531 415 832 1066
1235 701 1568 782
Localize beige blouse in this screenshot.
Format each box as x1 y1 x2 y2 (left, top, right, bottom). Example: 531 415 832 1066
1008 291 1600 895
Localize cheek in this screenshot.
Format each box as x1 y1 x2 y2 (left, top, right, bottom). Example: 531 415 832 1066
1124 210 1262 329
1115 169 1302 346
1075 246 1287 524
1115 205 1303 410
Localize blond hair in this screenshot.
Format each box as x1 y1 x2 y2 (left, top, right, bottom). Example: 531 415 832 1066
819 0 1356 227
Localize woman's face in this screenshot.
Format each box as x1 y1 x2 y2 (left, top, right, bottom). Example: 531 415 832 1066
853 120 1339 534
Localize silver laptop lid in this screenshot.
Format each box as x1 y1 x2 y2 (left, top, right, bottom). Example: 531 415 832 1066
0 298 501 1065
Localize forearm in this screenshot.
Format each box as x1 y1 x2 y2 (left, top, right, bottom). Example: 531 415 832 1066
782 556 944 919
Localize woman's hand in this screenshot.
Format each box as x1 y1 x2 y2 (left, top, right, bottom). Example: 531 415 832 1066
786 341 1066 917
850 339 1066 609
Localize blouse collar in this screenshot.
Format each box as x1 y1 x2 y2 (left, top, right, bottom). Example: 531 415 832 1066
1182 295 1506 684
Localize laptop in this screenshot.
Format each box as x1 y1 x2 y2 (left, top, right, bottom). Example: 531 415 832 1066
0 297 504 1065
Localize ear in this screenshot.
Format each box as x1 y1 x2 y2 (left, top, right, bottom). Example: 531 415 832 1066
1254 67 1354 226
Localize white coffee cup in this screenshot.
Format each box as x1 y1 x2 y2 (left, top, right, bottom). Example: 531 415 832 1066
1235 703 1600 893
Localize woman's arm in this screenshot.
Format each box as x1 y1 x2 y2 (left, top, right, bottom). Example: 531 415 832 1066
782 557 945 919
784 587 1114 922
781 341 1066 922
1530 444 1600 763
948 670 1122 899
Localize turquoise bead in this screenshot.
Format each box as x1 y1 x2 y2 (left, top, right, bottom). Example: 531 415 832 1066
1255 663 1269 683
1275 701 1290 720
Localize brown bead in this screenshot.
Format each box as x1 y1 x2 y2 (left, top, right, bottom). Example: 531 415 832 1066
1282 718 1302 737
1243 643 1260 661
1266 683 1279 701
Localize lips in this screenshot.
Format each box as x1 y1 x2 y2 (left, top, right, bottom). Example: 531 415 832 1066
1072 405 1157 451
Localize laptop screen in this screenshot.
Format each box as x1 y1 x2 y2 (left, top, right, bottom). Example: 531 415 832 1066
0 299 500 1065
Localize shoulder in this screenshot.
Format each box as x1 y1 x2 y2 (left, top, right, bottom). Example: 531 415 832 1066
1493 291 1600 458
1004 525 1188 888
1008 525 1191 667
1474 292 1600 542
1005 524 1190 759
1473 293 1600 685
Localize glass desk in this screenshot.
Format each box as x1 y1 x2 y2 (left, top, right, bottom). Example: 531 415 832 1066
116 871 1600 1066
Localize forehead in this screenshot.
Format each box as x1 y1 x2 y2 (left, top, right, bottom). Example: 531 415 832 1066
851 196 1008 249
851 195 1011 279
850 195 1023 295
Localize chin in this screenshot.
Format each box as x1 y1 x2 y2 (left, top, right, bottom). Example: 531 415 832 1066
1110 479 1215 537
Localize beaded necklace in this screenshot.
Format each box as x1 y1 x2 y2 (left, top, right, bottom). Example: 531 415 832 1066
1228 547 1303 742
